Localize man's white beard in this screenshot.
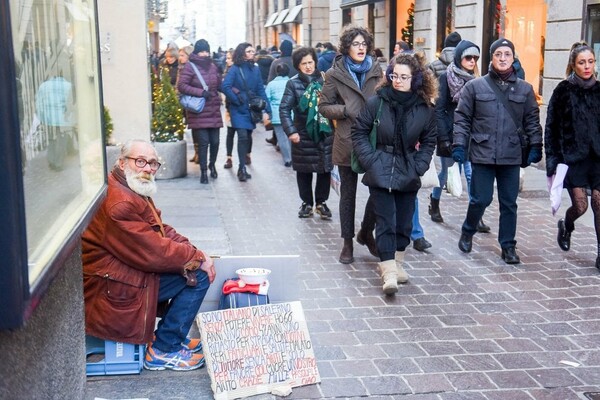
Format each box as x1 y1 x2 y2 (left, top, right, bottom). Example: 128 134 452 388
125 166 157 197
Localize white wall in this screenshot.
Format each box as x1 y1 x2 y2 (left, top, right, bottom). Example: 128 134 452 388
98 0 152 144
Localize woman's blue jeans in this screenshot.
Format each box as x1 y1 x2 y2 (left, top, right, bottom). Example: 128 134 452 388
153 269 210 353
432 157 473 200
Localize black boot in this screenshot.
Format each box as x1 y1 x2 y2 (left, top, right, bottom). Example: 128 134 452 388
200 169 208 184
356 225 378 257
208 162 218 179
237 167 251 182
339 238 354 264
428 194 444 223
557 219 572 251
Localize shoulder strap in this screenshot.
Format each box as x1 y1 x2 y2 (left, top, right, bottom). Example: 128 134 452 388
484 75 521 130
238 66 250 92
368 98 384 147
189 62 208 90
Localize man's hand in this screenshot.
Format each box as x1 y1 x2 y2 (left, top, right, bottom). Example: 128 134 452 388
527 146 542 166
199 253 216 284
452 146 465 163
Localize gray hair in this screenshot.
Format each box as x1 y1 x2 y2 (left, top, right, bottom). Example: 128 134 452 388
116 139 157 168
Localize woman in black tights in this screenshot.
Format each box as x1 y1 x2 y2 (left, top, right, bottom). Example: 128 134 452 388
545 41 600 270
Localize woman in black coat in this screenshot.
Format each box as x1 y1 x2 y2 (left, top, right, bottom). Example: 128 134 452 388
280 47 334 219
545 41 600 269
352 52 437 295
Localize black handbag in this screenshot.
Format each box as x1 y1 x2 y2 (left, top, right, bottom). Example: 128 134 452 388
351 99 383 174
484 75 531 168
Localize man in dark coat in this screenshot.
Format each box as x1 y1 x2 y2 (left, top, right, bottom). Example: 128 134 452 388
427 31 461 78
255 49 274 85
82 139 215 371
452 38 543 264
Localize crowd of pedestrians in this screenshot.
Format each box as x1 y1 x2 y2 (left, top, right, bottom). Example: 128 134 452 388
154 29 600 296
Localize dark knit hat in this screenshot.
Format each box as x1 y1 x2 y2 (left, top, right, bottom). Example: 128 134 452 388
194 39 210 54
489 38 515 57
280 40 293 57
453 40 480 67
444 32 462 48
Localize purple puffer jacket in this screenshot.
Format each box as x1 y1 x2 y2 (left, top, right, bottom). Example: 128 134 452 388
177 54 223 129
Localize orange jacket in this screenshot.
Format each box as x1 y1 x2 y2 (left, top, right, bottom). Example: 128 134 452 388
82 169 203 344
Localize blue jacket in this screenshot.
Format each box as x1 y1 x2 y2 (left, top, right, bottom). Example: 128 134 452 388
36 77 73 126
221 61 271 130
317 50 336 73
265 76 289 125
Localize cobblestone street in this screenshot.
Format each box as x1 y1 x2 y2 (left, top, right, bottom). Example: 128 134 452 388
86 127 600 399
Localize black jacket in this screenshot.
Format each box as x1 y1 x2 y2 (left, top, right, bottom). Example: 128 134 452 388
434 71 457 157
280 73 333 174
545 79 600 176
351 88 437 192
453 70 542 165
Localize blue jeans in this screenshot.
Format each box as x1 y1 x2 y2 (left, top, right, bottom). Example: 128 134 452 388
462 164 520 248
153 269 210 353
273 124 291 164
411 198 424 240
432 157 473 200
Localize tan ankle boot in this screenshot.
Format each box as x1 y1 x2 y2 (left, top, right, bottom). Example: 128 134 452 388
395 251 409 283
377 260 398 295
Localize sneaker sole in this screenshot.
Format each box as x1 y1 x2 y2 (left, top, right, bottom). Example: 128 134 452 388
144 358 205 371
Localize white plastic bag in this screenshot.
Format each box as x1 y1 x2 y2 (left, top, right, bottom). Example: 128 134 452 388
330 165 341 196
420 157 440 188
447 163 463 197
547 163 569 216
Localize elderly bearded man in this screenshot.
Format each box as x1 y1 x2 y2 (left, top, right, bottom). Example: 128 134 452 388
82 139 216 371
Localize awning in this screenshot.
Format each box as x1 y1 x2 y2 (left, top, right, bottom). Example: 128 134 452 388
340 0 384 9
272 9 289 26
283 5 302 24
264 11 279 27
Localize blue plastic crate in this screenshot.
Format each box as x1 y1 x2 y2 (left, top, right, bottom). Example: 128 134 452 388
86 336 145 376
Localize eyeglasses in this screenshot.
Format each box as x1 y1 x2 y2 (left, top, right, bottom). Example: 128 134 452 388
388 74 412 82
126 157 161 170
351 41 368 48
464 55 479 62
493 51 513 59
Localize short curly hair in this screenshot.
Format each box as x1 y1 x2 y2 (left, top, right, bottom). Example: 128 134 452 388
292 47 318 71
338 26 374 56
379 51 438 102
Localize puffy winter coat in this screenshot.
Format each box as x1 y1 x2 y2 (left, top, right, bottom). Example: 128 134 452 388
453 69 542 166
352 88 437 192
319 55 382 166
221 61 271 130
544 79 600 176
177 54 223 129
265 76 289 125
427 46 455 78
82 168 206 344
280 72 333 174
256 54 274 85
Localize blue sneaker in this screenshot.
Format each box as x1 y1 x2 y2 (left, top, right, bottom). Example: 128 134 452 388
182 337 202 353
144 344 205 371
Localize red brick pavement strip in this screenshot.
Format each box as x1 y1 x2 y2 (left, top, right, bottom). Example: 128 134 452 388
87 127 600 399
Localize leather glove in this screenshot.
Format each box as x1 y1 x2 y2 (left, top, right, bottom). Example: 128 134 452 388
527 146 542 166
438 140 452 157
452 146 465 163
202 91 211 100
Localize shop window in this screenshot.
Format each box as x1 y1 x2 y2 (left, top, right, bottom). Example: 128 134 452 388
2 0 105 329
436 0 455 53
493 0 547 97
587 4 600 75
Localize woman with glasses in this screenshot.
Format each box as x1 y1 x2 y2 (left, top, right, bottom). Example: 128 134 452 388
430 40 490 233
222 42 271 181
545 41 600 270
319 26 383 264
351 52 437 295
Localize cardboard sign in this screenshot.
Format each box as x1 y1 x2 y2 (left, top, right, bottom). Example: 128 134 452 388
196 301 320 400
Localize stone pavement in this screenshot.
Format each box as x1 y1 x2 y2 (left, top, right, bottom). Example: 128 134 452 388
85 127 600 400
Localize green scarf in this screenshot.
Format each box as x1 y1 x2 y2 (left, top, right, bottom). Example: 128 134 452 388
299 80 332 142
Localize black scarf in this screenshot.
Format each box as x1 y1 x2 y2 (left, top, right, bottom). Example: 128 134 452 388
383 87 419 151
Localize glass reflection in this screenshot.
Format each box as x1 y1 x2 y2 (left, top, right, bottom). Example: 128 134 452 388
11 0 104 286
